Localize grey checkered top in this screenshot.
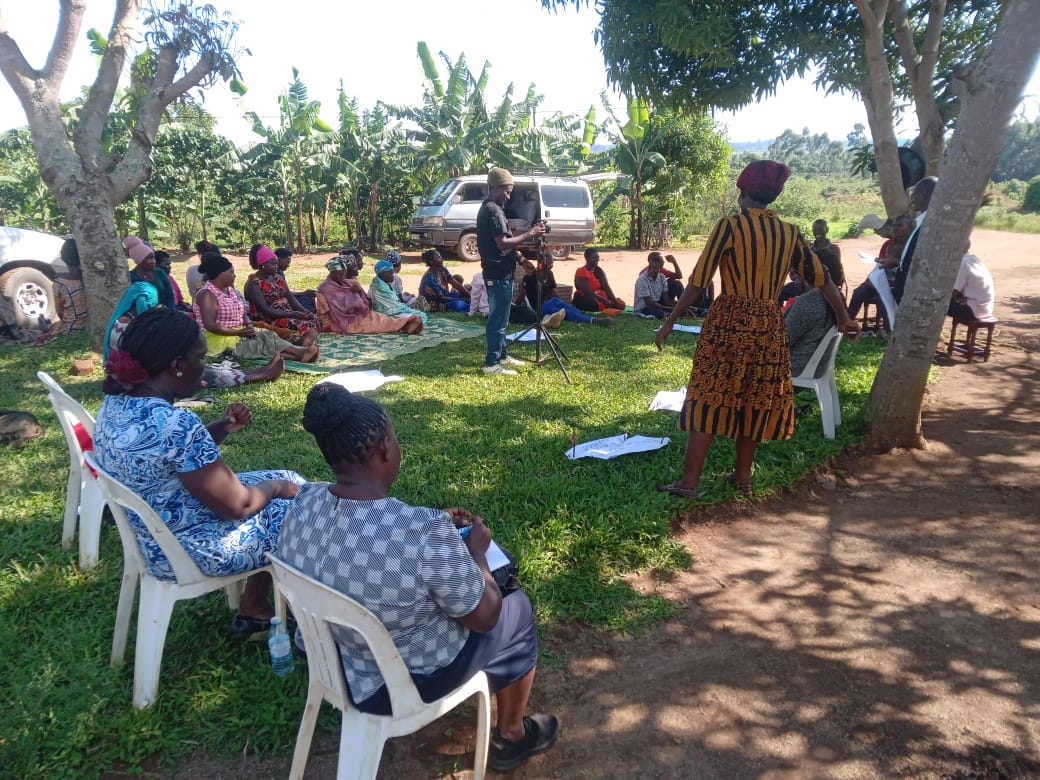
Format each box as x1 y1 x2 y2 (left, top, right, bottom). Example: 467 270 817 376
278 483 486 702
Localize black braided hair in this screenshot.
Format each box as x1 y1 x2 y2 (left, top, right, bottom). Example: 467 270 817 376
118 307 201 378
302 383 389 466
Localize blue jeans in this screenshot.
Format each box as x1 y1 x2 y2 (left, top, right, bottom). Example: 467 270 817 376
484 277 513 366
542 297 592 323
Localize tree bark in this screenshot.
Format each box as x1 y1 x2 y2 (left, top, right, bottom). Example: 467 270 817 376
865 0 1040 448
889 0 947 176
855 0 911 217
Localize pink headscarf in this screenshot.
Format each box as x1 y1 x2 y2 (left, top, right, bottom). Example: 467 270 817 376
255 246 279 265
128 242 154 265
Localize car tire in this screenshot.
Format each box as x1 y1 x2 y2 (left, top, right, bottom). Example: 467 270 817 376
456 232 481 262
0 266 56 329
550 245 572 260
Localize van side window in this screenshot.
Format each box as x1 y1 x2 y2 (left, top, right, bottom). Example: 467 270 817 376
462 184 488 202
541 185 589 209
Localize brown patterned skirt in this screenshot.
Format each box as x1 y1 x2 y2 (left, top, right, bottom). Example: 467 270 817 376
680 295 794 442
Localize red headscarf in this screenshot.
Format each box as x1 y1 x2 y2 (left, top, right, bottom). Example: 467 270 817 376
736 160 791 204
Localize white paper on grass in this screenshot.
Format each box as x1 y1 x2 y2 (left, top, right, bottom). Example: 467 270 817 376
649 389 687 412
565 434 671 460
654 323 701 334
506 329 539 342
315 369 404 393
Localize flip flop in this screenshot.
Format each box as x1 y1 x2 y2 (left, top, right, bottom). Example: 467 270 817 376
724 472 753 498
656 481 701 499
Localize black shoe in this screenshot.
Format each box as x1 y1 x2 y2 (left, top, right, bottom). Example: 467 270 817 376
229 613 297 641
489 713 559 772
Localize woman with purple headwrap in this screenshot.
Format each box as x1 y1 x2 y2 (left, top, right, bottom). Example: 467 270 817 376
654 161 859 499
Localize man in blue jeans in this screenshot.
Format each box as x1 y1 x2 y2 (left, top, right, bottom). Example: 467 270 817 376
476 168 546 375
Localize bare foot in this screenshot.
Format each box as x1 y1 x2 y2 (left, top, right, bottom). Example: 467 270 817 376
245 354 284 383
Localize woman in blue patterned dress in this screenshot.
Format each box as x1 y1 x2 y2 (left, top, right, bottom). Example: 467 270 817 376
94 307 307 638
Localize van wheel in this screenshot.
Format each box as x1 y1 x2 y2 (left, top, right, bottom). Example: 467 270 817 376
550 245 572 260
0 267 56 329
456 233 481 262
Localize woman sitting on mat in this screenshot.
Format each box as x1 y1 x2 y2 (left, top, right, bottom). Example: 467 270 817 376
419 249 470 312
316 255 424 335
194 253 318 364
573 247 625 314
277 382 559 772
244 246 321 346
368 259 429 326
124 236 175 309
93 307 306 639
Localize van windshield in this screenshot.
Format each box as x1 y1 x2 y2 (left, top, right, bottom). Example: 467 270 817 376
423 180 460 207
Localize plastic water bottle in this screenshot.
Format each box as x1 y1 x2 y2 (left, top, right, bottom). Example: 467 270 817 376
268 616 294 677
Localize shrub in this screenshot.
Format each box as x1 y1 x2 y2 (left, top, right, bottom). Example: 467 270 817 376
1021 175 1040 212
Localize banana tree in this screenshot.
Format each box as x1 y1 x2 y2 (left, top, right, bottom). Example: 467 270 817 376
599 95 668 248
242 68 336 250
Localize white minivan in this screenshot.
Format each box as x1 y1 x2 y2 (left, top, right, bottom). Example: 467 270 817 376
409 174 597 261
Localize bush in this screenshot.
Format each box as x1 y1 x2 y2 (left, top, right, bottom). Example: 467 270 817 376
1021 176 1040 212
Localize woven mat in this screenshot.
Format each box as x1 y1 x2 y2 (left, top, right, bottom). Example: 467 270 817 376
282 316 486 374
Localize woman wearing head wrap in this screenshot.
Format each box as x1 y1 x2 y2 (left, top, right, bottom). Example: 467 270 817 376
316 255 423 335
125 235 175 308
368 259 429 326
654 160 859 499
383 250 429 311
243 246 321 346
193 252 319 364
94 307 306 638
103 281 159 361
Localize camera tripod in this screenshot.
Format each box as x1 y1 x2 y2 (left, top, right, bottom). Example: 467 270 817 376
512 237 572 384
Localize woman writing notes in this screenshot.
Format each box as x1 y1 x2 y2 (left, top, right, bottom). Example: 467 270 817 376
654 161 859 498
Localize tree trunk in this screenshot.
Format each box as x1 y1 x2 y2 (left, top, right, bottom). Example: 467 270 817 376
136 191 149 242
279 168 294 252
855 0 911 217
54 176 127 348
307 205 317 246
865 0 1040 448
294 158 306 250
320 192 331 245
367 181 380 252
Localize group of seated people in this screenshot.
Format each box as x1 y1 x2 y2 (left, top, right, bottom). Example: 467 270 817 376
103 239 446 389
94 306 558 772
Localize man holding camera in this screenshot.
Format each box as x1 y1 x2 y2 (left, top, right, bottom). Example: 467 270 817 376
476 167 547 375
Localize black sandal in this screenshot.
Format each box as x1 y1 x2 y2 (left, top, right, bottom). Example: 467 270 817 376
656 481 701 499
724 472 753 498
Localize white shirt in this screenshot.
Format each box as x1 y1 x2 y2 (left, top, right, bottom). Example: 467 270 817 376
954 253 995 319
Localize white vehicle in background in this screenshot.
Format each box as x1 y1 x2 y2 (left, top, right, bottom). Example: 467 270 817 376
0 226 69 328
409 174 601 261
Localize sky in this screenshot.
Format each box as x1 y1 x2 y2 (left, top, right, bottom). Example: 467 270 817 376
1 1 1039 149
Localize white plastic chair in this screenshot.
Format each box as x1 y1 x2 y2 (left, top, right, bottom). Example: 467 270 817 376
869 265 897 330
83 450 284 709
37 370 105 569
792 326 843 439
267 554 491 780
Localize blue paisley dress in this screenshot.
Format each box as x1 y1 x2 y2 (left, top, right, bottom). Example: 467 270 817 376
94 395 306 581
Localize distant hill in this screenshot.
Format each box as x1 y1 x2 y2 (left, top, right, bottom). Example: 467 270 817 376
730 139 771 153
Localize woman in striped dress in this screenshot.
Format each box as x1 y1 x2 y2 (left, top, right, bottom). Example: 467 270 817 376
654 161 859 498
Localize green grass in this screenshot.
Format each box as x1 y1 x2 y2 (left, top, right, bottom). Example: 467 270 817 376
0 320 885 776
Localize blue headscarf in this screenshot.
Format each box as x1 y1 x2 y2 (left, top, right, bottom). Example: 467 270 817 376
103 281 159 360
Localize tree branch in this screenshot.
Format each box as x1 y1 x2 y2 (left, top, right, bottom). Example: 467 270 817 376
76 0 139 167
41 0 87 85
110 48 218 201
0 23 38 107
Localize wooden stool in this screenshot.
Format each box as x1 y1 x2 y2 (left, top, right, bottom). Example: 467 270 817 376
946 316 997 363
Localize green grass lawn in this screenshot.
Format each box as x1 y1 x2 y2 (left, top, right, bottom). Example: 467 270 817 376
0 318 885 777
